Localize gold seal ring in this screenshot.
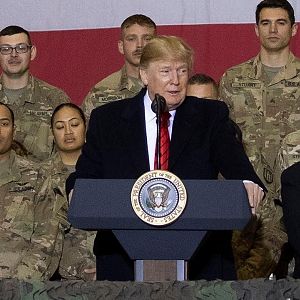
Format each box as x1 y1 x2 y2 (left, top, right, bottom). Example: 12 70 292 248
131 170 187 226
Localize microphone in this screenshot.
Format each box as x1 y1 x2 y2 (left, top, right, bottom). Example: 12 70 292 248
151 93 167 114
152 94 167 169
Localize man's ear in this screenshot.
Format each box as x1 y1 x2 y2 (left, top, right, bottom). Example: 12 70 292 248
254 24 259 38
118 40 124 55
292 23 298 37
30 45 37 61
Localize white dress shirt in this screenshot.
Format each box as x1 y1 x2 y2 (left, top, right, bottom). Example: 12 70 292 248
144 91 175 170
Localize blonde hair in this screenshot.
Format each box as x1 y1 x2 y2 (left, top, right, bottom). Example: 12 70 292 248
140 35 194 71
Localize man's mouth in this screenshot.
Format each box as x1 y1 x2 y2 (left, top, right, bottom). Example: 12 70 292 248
168 91 180 95
267 36 280 41
8 60 21 65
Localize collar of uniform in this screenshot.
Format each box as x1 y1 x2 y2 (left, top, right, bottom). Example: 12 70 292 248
119 65 143 92
40 151 69 177
245 54 263 79
118 65 130 91
0 150 21 186
0 74 35 104
248 52 299 81
283 52 299 79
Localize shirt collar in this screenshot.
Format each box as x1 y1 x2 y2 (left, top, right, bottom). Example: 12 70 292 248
143 90 176 123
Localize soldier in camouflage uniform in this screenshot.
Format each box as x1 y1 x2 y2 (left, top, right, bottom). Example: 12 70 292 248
219 0 300 279
16 103 96 280
0 25 70 161
271 130 300 278
275 130 300 187
0 102 40 278
81 14 156 118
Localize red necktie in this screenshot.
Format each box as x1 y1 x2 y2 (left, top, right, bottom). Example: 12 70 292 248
154 112 171 170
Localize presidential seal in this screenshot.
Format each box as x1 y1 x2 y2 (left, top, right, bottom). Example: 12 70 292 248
131 170 187 226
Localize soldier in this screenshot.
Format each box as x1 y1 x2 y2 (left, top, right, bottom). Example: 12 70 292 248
187 73 243 144
276 130 300 180
219 0 299 279
0 102 40 278
0 25 70 161
81 14 156 118
16 103 96 280
272 130 300 278
187 73 219 99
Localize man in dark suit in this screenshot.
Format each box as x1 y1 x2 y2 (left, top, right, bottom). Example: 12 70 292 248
282 161 300 278
67 36 265 281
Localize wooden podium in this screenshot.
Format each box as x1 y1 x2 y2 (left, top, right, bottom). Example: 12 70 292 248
68 179 251 281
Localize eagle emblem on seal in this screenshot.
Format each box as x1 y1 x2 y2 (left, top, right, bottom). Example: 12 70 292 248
147 184 170 211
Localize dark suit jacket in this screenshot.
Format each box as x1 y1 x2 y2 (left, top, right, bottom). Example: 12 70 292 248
67 88 264 280
282 161 300 278
69 88 262 185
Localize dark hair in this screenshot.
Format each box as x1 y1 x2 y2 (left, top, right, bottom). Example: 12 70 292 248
188 73 218 94
0 101 14 125
256 0 295 25
121 14 156 31
51 103 86 128
188 73 217 85
11 140 30 157
0 25 32 44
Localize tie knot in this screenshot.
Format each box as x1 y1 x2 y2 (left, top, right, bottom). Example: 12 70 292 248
161 112 171 127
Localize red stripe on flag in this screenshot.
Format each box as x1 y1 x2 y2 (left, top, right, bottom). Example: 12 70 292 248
29 24 300 105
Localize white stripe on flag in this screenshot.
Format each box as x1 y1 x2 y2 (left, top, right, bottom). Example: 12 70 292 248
1 0 299 32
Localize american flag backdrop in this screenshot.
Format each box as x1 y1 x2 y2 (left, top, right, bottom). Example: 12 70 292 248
1 0 299 104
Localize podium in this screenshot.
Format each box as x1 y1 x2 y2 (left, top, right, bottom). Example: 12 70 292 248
68 178 251 281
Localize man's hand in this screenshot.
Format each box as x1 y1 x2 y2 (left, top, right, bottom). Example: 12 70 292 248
243 181 264 215
84 267 96 280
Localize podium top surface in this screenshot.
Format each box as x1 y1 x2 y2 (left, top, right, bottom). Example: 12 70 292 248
68 178 251 231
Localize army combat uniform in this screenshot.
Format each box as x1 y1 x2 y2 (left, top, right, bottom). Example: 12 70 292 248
276 129 300 184
16 152 96 281
273 130 300 277
0 151 39 278
220 52 300 279
0 75 70 161
81 66 143 118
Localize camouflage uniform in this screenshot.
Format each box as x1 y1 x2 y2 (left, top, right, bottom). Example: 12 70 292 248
220 52 300 279
276 129 300 185
81 66 143 118
273 130 300 277
15 152 96 280
0 151 39 278
0 75 70 161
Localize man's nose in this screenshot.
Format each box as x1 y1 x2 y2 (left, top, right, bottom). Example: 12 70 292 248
137 37 143 48
10 48 18 57
170 71 179 84
270 22 278 33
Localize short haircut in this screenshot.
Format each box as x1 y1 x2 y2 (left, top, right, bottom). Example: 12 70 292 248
140 35 194 72
188 73 217 86
188 73 219 98
0 25 32 44
51 103 86 128
0 102 14 125
121 14 156 31
256 0 295 25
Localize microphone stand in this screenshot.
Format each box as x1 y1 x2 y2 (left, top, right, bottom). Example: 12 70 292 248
151 94 167 170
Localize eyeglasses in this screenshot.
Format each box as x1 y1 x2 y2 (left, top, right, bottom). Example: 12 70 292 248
0 43 32 55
